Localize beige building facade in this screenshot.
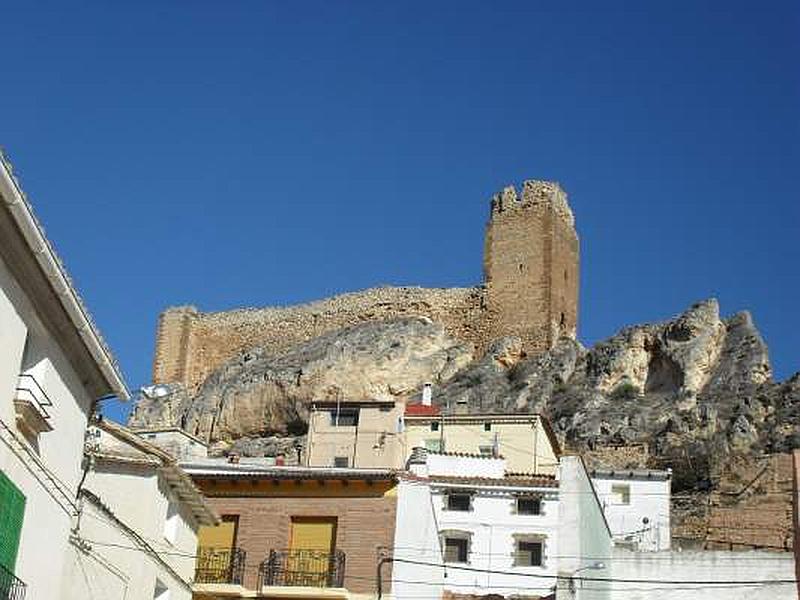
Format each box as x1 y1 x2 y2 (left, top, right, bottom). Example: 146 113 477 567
305 400 405 469
404 413 560 475
304 399 560 475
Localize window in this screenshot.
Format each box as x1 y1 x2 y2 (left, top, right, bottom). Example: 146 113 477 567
483 422 492 432
164 500 179 544
479 445 493 457
515 540 543 567
330 409 359 427
424 439 442 452
443 537 469 563
0 471 26 572
446 493 471 511
611 484 631 505
516 496 542 515
333 456 349 468
430 421 439 432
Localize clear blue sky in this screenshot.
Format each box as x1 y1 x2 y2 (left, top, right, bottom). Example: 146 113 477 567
3 2 798 422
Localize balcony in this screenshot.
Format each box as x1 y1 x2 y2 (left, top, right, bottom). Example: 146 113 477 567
14 372 53 440
259 549 346 588
0 563 26 600
194 547 246 585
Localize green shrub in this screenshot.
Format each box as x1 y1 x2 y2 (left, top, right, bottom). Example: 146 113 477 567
610 382 639 401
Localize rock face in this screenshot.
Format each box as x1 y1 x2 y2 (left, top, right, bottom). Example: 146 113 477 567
130 316 473 444
130 298 798 548
130 298 796 478
430 299 788 463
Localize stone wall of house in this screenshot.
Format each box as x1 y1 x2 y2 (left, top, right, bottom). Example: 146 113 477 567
152 180 580 393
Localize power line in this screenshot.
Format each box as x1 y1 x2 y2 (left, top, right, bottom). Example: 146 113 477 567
388 557 798 586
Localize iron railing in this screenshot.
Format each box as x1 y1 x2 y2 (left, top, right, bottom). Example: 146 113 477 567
0 563 26 600
194 547 246 585
15 373 53 419
259 549 346 588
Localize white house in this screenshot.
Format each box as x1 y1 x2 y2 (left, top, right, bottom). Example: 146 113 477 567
134 426 210 461
62 419 218 600
393 449 613 600
0 154 130 600
589 468 671 551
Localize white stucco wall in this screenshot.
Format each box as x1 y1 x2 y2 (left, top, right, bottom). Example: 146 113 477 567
609 548 796 599
62 458 199 600
557 456 612 600
138 429 209 461
591 473 671 551
0 254 94 600
426 453 506 478
432 482 561 597
392 478 445 600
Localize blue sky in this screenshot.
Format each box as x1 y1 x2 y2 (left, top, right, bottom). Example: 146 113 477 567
3 1 798 422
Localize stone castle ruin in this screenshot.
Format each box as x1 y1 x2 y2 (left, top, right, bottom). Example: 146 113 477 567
151 180 580 393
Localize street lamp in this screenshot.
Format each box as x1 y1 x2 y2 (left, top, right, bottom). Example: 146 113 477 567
559 561 605 599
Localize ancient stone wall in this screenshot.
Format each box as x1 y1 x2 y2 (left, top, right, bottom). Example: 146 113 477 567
152 180 580 393
154 286 488 393
483 180 579 354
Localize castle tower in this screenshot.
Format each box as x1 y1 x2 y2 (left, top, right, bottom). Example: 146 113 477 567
483 180 579 353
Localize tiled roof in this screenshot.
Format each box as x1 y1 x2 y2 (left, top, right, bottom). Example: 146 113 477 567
181 460 397 481
422 474 558 489
405 403 441 416
427 450 504 460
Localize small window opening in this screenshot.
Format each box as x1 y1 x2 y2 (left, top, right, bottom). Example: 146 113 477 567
444 537 469 563
446 494 471 511
611 484 631 505
517 497 542 515
515 540 544 567
330 409 359 427
483 422 492 432
424 439 442 452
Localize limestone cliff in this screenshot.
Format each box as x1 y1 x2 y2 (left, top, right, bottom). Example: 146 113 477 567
131 298 796 478
130 316 473 445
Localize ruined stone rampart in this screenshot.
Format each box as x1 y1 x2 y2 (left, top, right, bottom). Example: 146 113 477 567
153 180 580 393
153 286 489 393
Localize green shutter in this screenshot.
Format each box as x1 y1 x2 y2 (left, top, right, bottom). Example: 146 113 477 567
0 472 26 572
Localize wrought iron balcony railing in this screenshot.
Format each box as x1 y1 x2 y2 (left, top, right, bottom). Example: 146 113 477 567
0 562 26 600
195 547 246 585
259 549 346 588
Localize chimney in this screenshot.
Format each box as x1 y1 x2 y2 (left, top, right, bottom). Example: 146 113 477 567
422 383 433 406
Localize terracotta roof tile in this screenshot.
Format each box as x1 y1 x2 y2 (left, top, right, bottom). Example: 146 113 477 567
405 403 441 416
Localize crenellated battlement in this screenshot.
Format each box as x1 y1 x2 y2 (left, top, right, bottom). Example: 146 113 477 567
490 180 575 228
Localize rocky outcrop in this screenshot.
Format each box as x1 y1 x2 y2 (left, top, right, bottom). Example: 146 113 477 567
130 316 473 444
130 299 797 480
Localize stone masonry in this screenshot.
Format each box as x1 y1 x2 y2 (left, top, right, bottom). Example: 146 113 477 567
152 180 580 393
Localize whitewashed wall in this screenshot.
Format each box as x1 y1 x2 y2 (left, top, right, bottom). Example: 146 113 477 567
432 482 561 597
427 453 506 478
61 459 199 600
0 254 94 600
392 478 445 600
557 457 613 600
609 549 796 600
591 473 671 551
